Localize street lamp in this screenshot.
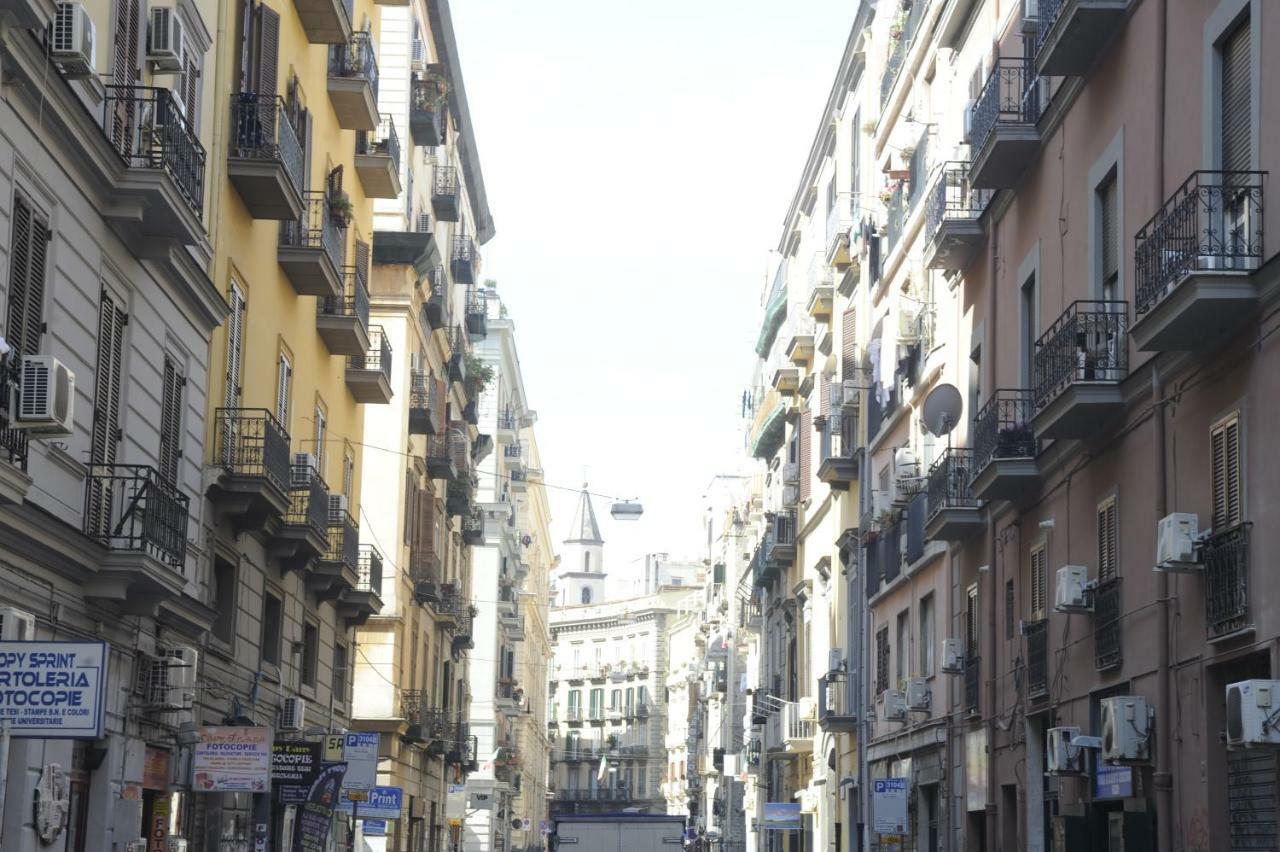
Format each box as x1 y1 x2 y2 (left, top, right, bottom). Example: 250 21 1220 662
610 500 643 520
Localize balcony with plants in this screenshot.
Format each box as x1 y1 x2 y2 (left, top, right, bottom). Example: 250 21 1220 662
354 114 402 198
345 325 394 404
923 161 990 270
410 67 449 147
465 286 488 338
317 265 371 356
208 408 292 533
970 389 1039 502
327 32 380 130
924 447 982 541
1133 170 1265 351
279 190 346 298
268 456 331 572
227 94 305 220
969 57 1042 189
879 0 927 111
1033 0 1132 76
1031 300 1128 439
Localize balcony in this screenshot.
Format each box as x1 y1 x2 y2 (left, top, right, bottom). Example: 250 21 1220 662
964 656 980 716
268 463 331 572
1093 578 1121 670
784 318 816 366
970 389 1039 502
308 506 359 599
816 412 859 489
410 71 448 147
82 464 189 612
279 191 345 298
817 671 857 733
767 701 814 754
338 544 384 625
102 86 206 245
317 267 371 356
770 364 800 396
465 287 487 338
448 325 469 386
346 326 393 404
462 508 485 545
969 58 1041 189
879 0 927 109
925 447 982 541
1133 171 1265 351
327 33 379 130
1205 523 1251 642
0 361 29 504
1026 619 1048 700
432 165 461 222
354 115 402 198
825 191 855 271
294 0 351 43
426 428 466 481
565 708 584 725
420 265 449 332
227 94 305 220
451 235 477 286
207 409 292 533
1031 301 1128 439
1034 0 1131 76
374 226 438 273
923 162 989 269
409 371 441 435
495 409 518 444
764 511 797 570
401 692 448 745
446 474 474 518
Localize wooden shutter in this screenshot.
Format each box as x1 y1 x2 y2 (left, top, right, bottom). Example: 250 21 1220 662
819 378 830 418
1220 17 1251 173
110 0 142 152
1097 496 1118 582
404 469 415 545
1099 174 1119 288
225 283 245 409
1211 413 1242 530
158 356 185 484
840 307 858 381
355 239 370 289
5 195 49 357
1030 542 1047 618
798 410 811 501
182 51 200 127
276 352 292 426
254 5 280 103
314 406 326 471
91 290 127 466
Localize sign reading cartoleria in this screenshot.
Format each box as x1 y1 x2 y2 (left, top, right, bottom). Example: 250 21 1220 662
0 641 108 738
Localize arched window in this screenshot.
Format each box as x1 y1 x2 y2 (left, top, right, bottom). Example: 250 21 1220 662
581 587 593 605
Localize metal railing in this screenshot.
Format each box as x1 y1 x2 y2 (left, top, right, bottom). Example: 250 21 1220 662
286 464 330 539
963 656 980 715
970 57 1040 157
462 508 485 544
817 671 855 722
926 447 977 519
1032 301 1128 414
84 464 189 568
324 509 359 569
0 357 28 470
972 389 1037 477
1205 522 1251 640
356 114 401 173
328 32 379 101
1093 579 1121 669
356 544 382 595
763 510 797 566
432 165 459 201
229 93 304 196
1025 619 1048 698
103 85 205 213
1034 0 1070 57
1135 170 1266 316
924 162 989 248
349 325 392 380
819 411 858 463
879 0 927 108
320 266 371 328
410 370 439 417
452 234 476 282
466 286 487 325
281 191 347 270
214 408 292 495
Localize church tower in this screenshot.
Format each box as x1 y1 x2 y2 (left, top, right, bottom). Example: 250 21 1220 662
554 486 607 606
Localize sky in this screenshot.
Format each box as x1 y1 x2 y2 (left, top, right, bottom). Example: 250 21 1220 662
450 0 855 579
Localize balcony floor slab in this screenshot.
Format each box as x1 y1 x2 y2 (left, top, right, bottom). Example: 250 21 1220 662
1132 271 1258 352
971 457 1039 503
1032 383 1124 440
925 507 984 542
1035 0 1130 77
971 127 1040 189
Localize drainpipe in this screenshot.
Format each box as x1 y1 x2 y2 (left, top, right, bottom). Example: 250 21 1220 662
984 219 999 849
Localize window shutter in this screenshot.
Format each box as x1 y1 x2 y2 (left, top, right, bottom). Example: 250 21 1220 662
91 290 127 467
404 470 415 545
819 377 829 418
183 52 200 128
158 356 185 484
1220 17 1251 173
965 586 978 654
840 307 858 381
1100 174 1118 286
798 410 811 501
254 5 280 103
225 283 245 408
1211 413 1242 530
1030 544 1047 618
355 239 370 289
314 407 326 472
5 196 49 357
276 352 292 426
1097 497 1118 582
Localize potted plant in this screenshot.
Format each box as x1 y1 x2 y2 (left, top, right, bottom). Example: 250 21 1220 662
879 186 896 206
463 353 494 400
327 189 353 228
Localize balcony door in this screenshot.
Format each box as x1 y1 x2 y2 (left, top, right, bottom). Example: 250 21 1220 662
86 289 127 539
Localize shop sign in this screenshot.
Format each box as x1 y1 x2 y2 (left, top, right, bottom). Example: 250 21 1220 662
293 762 346 852
965 728 988 812
1094 764 1133 799
872 778 908 834
0 641 108 738
762 803 801 830
273 741 322 805
339 732 378 792
148 795 170 852
362 819 387 836
193 726 273 792
338 785 403 819
143 747 171 790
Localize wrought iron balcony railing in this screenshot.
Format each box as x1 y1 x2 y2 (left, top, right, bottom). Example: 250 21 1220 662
356 544 383 595
1032 301 1128 414
963 656 980 715
970 57 1040 156
1025 619 1048 699
324 508 359 569
349 325 393 380
286 464 331 539
356 114 401 170
433 165 459 202
213 408 292 494
452 234 477 284
817 671 855 726
924 161 990 247
1135 170 1266 316
84 463 189 568
281 191 347 270
1093 578 1121 669
926 447 977 518
320 266 371 327
879 0 927 109
0 356 28 471
1205 522 1251 640
229 93 304 194
104 85 206 214
328 32 380 99
972 389 1037 477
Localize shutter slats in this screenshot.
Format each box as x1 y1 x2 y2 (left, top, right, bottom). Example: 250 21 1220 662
1100 175 1119 283
840 307 858 381
1211 415 1242 530
798 410 811 501
1097 498 1118 582
158 357 185 484
1221 18 1251 173
5 197 33 354
226 284 244 408
276 353 291 426
1030 544 1047 617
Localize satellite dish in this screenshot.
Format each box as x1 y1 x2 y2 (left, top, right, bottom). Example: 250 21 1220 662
512 818 525 830
922 383 963 437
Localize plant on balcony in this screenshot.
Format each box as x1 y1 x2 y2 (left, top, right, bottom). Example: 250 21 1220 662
994 424 1036 459
327 189 354 228
463 354 493 400
419 66 450 108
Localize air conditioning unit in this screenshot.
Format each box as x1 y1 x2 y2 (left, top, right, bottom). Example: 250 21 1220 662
1156 513 1201 572
1226 680 1280 748
1100 696 1151 762
890 448 920 505
148 645 198 710
147 6 184 71
941 638 964 674
280 695 307 732
1054 565 1091 613
0 606 36 640
905 678 931 712
841 380 861 406
828 648 845 674
291 453 318 487
10 355 75 435
51 2 96 77
782 462 800 483
125 840 148 852
781 485 799 507
328 493 348 522
1046 726 1084 775
880 689 906 722
167 840 189 852
827 381 843 409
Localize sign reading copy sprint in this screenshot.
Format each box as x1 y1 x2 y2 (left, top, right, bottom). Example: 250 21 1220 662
0 641 108 738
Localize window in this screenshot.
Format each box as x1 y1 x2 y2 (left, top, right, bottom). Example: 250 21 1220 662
1211 412 1242 530
158 356 185 484
625 688 634 714
1097 172 1119 301
799 409 811 501
590 688 603 716
611 689 621 710
211 557 237 644
1030 542 1048 619
276 351 292 427
567 690 581 713
179 39 201 127
896 609 909 683
301 621 318 688
1020 274 1037 387
332 642 348 706
965 585 978 658
5 194 50 356
313 404 326 471
260 592 282 666
343 448 354 499
874 626 889 694
1219 15 1252 173
86 289 127 539
225 282 245 409
1005 579 1015 640
919 594 935 677
850 110 861 196
581 586 592 605
1097 495 1118 582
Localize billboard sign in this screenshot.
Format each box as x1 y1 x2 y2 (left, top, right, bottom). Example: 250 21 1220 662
0 641 108 738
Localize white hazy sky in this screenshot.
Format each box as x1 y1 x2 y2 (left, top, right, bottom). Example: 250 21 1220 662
451 0 854 578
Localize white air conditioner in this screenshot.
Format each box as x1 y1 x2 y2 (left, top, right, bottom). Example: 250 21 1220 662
147 6 183 71
940 638 964 674
1156 513 1201 572
827 381 843 408
280 695 307 732
10 355 75 435
1054 565 1091 613
0 606 36 640
148 645 197 710
167 840 189 852
880 689 906 722
828 648 845 674
905 678 930 712
1046 726 1084 775
841 380 861 406
328 493 348 522
890 448 920 505
782 485 799 507
51 2 95 77
291 453 318 487
1100 696 1151 762
782 462 800 483
1226 680 1280 748
125 841 148 852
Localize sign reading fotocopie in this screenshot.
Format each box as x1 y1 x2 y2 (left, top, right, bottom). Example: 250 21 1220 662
0 641 108 738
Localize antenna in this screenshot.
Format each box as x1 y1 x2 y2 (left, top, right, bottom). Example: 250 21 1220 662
921 383 963 447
